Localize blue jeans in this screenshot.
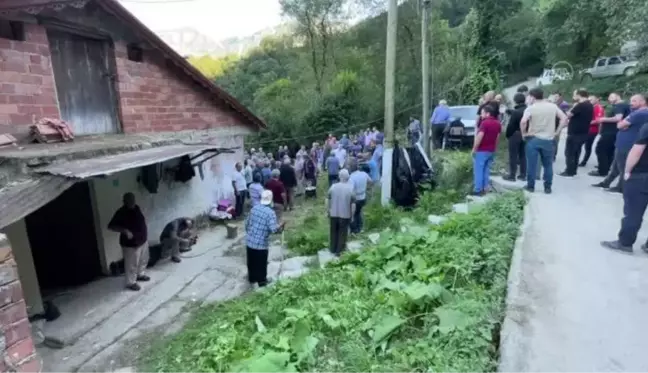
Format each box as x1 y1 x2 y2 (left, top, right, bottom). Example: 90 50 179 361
526 137 554 189
473 151 494 193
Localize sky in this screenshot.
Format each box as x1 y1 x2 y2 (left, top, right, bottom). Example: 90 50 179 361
119 0 283 40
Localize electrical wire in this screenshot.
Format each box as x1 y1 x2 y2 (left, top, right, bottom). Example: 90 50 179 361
249 79 470 148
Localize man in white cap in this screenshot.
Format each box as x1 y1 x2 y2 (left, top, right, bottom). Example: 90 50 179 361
245 189 285 287
326 169 356 256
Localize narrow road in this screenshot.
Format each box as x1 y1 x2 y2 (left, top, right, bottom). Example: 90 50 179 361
501 139 648 371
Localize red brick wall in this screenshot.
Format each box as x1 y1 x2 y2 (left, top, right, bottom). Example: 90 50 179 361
0 24 60 136
113 42 246 134
0 240 40 373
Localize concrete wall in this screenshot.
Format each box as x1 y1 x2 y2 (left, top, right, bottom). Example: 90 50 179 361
0 234 40 373
92 135 244 272
0 23 60 136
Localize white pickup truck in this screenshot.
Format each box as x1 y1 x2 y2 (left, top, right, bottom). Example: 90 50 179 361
581 56 639 81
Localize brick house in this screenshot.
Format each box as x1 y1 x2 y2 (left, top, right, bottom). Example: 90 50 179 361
0 0 265 370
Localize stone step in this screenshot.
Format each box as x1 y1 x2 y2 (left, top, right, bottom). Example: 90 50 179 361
491 176 524 191
427 214 447 225
452 203 469 214
318 249 338 268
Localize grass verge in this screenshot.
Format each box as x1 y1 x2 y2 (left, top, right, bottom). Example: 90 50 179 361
142 190 526 372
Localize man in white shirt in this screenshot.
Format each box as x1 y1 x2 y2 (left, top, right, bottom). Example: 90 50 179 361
349 163 372 233
333 143 347 168
233 162 248 218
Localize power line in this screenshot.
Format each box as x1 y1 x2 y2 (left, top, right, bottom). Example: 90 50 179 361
250 78 470 147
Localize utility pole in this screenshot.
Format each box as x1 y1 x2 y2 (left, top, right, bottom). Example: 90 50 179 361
381 0 398 206
421 0 431 155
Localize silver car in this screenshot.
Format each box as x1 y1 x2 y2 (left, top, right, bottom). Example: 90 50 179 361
438 105 479 149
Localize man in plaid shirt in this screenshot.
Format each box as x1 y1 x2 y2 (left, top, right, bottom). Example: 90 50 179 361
245 189 285 287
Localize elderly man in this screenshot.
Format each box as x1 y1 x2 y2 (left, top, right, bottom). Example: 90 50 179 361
246 190 286 287
108 193 149 291
160 217 196 263
327 169 356 256
279 158 297 210
349 162 372 234
233 162 248 218
265 168 288 220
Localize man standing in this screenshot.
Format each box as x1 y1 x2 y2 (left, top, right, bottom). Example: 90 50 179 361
279 158 297 210
601 99 648 253
561 89 594 177
596 94 648 193
593 93 632 184
245 190 286 287
521 88 568 194
430 99 451 149
408 116 422 146
265 169 288 221
505 93 527 181
108 193 149 291
160 218 196 263
232 162 247 218
327 169 356 256
349 162 372 234
325 150 340 187
579 95 604 167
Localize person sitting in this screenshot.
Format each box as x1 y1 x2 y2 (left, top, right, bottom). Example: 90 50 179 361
160 217 197 263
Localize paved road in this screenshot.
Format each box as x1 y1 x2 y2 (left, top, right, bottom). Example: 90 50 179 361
502 78 537 102
500 139 648 371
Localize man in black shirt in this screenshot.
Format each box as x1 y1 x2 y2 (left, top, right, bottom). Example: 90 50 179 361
108 193 149 291
601 121 648 253
561 89 594 176
592 93 631 180
504 93 527 181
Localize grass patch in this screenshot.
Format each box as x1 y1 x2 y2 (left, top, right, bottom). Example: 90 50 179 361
142 191 526 372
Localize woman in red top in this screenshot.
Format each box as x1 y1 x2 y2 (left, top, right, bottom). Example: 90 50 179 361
580 95 604 167
472 104 502 195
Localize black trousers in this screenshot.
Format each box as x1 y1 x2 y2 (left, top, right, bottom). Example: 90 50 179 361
619 173 648 246
350 199 366 234
329 217 350 255
235 192 246 218
596 133 616 176
507 131 526 178
246 247 269 285
564 134 588 175
432 126 446 149
580 133 597 166
328 174 338 188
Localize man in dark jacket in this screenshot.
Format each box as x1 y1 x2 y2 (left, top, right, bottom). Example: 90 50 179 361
279 159 298 210
505 93 527 181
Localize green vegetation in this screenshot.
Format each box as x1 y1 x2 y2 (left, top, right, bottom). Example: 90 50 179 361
143 190 525 372
285 151 473 256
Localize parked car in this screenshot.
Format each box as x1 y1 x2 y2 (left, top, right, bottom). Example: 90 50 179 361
536 68 571 86
581 56 639 81
439 105 479 149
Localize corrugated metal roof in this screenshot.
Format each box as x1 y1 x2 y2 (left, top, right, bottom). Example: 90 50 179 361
33 144 222 179
0 176 76 230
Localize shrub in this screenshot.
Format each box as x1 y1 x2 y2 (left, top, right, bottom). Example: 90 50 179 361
143 192 526 373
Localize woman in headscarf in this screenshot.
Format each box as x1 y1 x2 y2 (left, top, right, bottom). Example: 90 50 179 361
294 154 305 196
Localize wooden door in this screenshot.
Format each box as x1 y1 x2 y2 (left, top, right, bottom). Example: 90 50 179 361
47 30 120 135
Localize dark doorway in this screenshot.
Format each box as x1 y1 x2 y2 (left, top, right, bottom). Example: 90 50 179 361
26 181 102 292
47 29 119 135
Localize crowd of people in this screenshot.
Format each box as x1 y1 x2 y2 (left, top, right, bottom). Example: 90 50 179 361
240 128 386 287
483 84 648 255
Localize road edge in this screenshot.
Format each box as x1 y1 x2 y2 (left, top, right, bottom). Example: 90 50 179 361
497 200 532 372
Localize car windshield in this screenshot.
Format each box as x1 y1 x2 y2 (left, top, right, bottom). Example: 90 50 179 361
449 107 479 121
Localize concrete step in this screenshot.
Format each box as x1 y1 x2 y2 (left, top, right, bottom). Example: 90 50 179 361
318 249 337 268
452 203 469 214
427 214 447 225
